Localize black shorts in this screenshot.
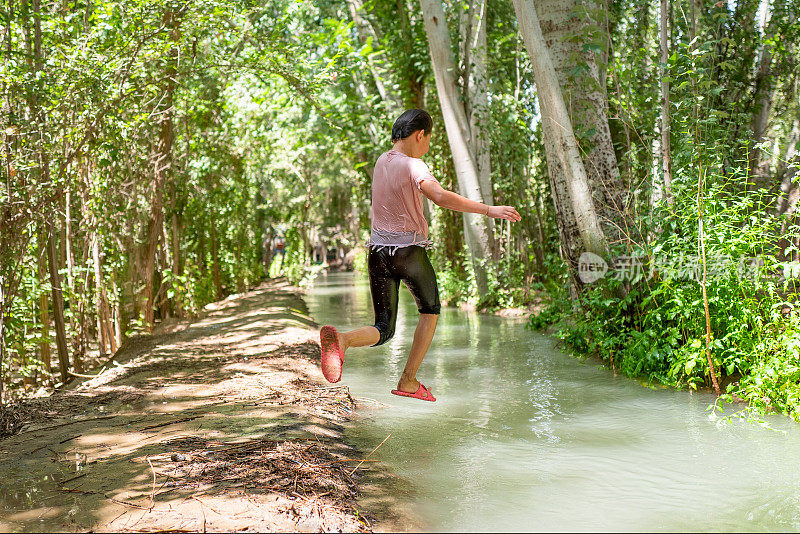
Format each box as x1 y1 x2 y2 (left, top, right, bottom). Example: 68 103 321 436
369 245 441 346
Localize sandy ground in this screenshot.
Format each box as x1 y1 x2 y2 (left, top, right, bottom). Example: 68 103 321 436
0 279 410 532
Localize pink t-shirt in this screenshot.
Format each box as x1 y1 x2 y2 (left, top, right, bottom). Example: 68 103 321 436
371 150 439 237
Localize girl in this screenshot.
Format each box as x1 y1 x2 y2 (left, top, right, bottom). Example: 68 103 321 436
319 109 521 401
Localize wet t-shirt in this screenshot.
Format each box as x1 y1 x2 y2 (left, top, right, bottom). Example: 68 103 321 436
370 150 439 241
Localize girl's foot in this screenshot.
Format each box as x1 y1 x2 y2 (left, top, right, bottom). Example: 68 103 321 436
396 376 435 399
396 376 420 394
320 325 344 383
392 379 436 402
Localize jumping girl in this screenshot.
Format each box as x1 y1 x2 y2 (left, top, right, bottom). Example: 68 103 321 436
319 109 521 401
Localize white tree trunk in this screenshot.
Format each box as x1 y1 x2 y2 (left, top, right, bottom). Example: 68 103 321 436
534 0 627 242
777 116 800 220
650 133 663 220
749 0 783 184
659 0 674 206
514 0 607 260
419 0 495 297
92 234 115 355
460 0 493 208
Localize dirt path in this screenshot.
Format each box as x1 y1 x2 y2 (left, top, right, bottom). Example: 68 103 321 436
0 279 403 532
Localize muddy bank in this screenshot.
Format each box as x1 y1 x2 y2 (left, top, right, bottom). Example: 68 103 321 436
0 278 404 532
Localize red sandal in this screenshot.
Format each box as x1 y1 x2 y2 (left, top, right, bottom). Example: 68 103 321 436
319 325 344 383
391 382 436 402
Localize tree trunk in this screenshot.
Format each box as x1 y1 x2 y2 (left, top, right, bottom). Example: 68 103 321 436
419 0 496 298
236 225 246 291
777 115 800 242
78 151 115 356
37 229 51 376
0 281 4 403
92 233 115 354
534 0 627 243
532 192 546 271
198 216 207 273
460 0 494 210
72 236 89 374
0 0 10 404
62 182 77 366
690 0 702 39
64 184 75 300
263 226 275 277
513 0 608 264
161 209 173 281
170 180 183 278
46 223 70 382
138 189 160 327
111 271 123 350
158 210 172 320
659 0 674 206
300 174 312 268
140 7 182 331
518 164 546 273
749 0 784 184
210 220 222 300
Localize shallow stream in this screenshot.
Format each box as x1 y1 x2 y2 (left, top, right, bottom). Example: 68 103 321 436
306 271 800 532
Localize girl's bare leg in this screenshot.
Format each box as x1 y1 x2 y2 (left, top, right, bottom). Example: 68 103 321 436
397 313 438 393
339 326 380 353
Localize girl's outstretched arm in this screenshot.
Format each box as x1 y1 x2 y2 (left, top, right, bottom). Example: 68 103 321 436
419 179 522 222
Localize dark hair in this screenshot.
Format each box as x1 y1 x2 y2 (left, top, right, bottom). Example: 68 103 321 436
391 109 433 142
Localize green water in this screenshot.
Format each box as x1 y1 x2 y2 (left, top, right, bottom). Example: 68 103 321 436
306 271 800 532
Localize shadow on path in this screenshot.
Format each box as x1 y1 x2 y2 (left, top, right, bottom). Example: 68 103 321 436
0 279 411 532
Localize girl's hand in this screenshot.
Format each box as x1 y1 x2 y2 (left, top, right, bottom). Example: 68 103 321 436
487 205 521 222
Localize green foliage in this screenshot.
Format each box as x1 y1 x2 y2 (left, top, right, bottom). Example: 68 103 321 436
532 0 797 422
527 297 570 331
280 228 309 285
0 0 378 398
554 163 800 418
432 245 474 305
554 89 800 420
737 313 800 420
352 247 368 275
